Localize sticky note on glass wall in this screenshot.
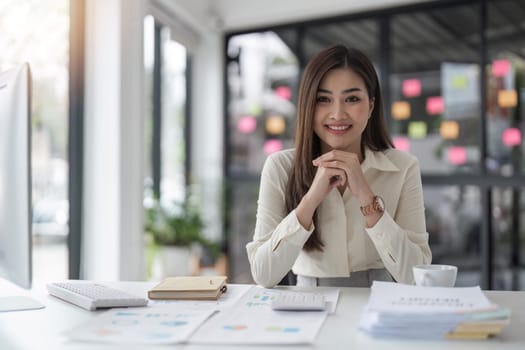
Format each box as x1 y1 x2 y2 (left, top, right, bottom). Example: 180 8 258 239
265 115 286 135
492 59 511 78
402 79 421 98
440 121 459 139
498 90 518 108
247 103 262 116
502 128 521 147
392 101 411 120
393 136 410 152
426 96 444 115
451 75 468 89
408 121 427 139
275 86 292 100
448 146 467 165
264 139 283 155
237 116 257 134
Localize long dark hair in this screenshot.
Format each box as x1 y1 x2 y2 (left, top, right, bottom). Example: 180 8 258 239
285 45 393 251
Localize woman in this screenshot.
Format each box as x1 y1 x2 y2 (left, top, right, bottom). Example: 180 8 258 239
246 45 431 288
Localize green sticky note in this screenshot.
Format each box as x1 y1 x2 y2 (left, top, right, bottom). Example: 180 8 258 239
247 103 263 116
408 121 427 139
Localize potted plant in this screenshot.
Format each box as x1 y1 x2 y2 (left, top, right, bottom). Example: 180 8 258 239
144 192 219 279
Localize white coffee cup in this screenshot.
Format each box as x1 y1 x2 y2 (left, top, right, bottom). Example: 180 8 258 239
412 264 457 287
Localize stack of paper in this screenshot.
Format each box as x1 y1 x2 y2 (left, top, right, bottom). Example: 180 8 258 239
359 281 511 340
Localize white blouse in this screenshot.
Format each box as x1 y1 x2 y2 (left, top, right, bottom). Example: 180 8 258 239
246 148 432 288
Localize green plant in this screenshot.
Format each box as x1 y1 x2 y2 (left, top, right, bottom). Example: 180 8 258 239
144 195 220 259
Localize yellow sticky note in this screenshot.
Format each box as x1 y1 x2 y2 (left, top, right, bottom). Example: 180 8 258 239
392 101 411 120
440 121 459 139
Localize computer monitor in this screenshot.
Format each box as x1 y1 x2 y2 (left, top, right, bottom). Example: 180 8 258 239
0 63 44 311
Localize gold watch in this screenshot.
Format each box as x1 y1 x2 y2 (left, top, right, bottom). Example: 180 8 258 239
360 195 385 216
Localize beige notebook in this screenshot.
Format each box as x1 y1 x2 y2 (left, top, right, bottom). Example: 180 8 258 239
148 276 227 300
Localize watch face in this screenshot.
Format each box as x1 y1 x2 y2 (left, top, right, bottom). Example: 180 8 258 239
375 196 385 211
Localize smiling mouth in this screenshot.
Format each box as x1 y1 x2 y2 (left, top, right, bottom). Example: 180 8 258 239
326 125 352 132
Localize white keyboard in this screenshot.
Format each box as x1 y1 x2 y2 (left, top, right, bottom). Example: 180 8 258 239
271 292 326 311
47 281 149 311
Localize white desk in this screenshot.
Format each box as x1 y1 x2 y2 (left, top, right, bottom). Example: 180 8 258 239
1 280 525 350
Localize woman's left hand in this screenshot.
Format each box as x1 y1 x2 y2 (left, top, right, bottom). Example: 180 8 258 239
312 150 373 205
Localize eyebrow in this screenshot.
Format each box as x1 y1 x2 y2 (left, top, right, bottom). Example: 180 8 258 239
317 87 363 94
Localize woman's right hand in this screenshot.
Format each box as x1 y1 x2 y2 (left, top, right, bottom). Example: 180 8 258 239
308 165 346 207
295 165 346 229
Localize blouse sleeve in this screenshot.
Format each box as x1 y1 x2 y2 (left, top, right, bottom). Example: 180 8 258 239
246 154 313 288
366 158 432 284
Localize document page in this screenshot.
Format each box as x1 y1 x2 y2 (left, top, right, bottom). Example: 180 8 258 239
190 286 334 345
367 281 494 313
66 306 215 344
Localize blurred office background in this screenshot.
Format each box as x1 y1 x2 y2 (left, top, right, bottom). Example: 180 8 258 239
1 0 525 290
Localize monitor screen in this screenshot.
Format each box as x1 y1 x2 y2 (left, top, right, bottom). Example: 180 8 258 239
0 63 43 311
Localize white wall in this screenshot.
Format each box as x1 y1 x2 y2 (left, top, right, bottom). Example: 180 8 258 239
83 0 146 281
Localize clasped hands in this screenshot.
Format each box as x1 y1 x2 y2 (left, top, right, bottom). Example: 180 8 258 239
310 150 373 206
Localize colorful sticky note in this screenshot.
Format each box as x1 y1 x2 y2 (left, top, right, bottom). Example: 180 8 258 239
440 121 459 139
426 96 444 115
247 103 262 116
408 121 427 139
451 75 468 89
498 90 518 108
264 139 283 155
392 101 411 120
502 128 521 147
492 59 511 77
448 146 466 165
275 86 292 100
402 79 421 98
265 115 286 135
393 136 410 152
237 116 257 134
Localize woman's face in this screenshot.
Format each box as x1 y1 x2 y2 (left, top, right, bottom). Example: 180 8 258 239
313 68 374 155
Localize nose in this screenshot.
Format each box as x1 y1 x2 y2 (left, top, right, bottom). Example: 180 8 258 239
330 101 347 120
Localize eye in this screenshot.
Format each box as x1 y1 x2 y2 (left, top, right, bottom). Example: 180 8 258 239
345 96 361 103
316 95 330 103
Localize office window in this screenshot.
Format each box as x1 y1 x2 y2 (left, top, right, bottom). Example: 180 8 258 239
389 4 481 174
144 17 188 205
486 0 525 175
424 185 482 287
0 0 70 283
143 16 190 279
227 31 299 177
491 187 525 290
226 31 299 283
161 36 187 202
301 19 379 64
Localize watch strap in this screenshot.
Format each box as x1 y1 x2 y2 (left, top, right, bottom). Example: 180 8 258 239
360 195 384 216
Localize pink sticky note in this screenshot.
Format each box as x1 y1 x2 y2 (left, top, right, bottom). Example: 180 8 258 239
237 116 257 134
275 86 292 100
492 59 511 78
448 146 466 165
264 139 283 155
426 96 444 115
402 79 421 98
502 128 521 146
393 136 410 152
